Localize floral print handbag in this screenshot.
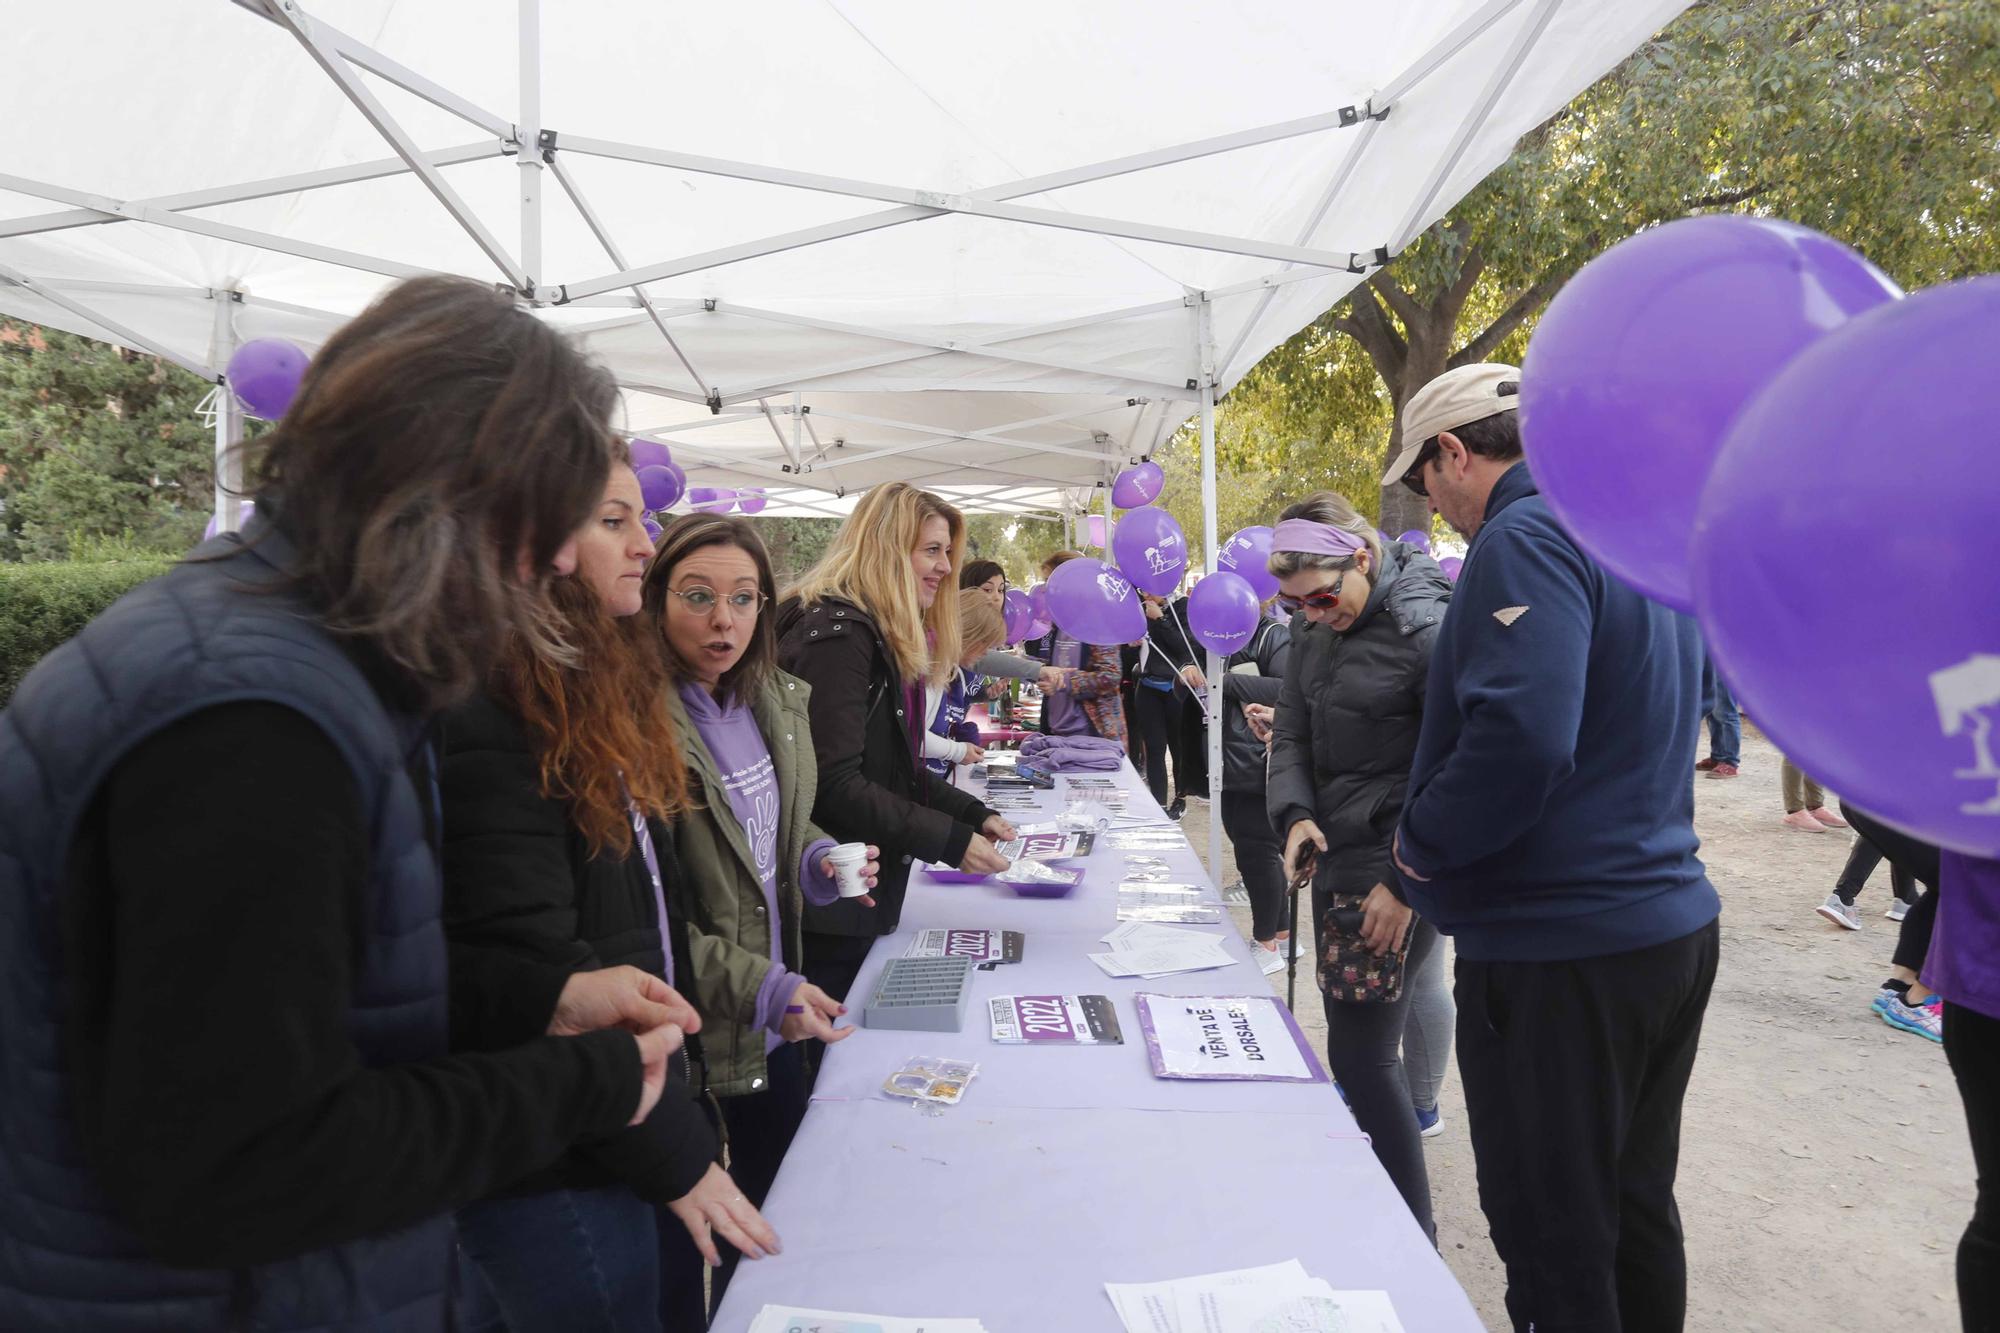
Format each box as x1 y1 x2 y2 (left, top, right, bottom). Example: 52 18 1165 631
1317 892 1412 1004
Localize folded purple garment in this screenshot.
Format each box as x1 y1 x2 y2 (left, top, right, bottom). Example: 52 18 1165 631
1019 733 1124 770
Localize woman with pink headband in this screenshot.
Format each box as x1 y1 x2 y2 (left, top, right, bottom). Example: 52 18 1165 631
1263 490 1453 1243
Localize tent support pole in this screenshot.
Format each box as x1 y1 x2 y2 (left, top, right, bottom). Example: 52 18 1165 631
517 0 542 287
211 292 245 533
1196 297 1223 887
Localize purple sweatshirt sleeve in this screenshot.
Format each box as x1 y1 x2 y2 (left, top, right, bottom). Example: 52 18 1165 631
799 837 841 907
753 963 809 1037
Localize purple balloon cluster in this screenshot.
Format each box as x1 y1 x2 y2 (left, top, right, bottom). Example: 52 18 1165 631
1523 214 2000 856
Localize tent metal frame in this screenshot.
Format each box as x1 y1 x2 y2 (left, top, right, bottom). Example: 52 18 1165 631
3 0 1567 876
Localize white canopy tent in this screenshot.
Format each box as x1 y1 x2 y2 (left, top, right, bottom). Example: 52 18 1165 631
2 0 1686 869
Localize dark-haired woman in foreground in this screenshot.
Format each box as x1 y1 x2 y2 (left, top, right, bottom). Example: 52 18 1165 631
0 277 679 1331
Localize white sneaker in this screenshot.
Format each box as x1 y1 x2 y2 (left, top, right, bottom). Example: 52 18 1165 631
1815 893 1862 931
1886 898 1911 922
1258 949 1286 976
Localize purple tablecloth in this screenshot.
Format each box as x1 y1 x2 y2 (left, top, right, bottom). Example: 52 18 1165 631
712 1101 1482 1331
712 761 1482 1331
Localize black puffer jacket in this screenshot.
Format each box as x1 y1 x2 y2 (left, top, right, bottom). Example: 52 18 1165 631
1218 615 1290 790
1266 543 1451 900
777 595 995 936
439 694 719 1204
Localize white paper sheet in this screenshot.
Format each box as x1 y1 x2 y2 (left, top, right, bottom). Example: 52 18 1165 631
747 1305 990 1333
1105 1261 1311 1333
1088 941 1236 978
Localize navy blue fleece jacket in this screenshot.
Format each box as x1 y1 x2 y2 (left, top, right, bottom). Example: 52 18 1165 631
1394 463 1720 962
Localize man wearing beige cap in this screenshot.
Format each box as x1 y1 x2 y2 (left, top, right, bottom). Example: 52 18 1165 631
1388 363 1720 1333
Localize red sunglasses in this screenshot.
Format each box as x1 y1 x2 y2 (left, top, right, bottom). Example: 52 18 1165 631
1276 569 1348 614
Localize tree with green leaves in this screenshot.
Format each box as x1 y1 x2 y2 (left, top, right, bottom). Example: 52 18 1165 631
1219 0 2000 536
0 321 220 562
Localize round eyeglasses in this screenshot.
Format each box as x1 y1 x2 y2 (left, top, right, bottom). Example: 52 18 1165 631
666 586 767 618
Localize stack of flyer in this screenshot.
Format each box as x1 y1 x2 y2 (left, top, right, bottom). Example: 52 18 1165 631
1088 921 1236 978
749 1308 988 1333
1105 1261 1404 1333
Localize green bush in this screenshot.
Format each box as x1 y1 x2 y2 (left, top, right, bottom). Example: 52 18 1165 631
0 557 177 707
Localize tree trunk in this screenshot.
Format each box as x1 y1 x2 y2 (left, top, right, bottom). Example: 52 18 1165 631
1375 345 1448 537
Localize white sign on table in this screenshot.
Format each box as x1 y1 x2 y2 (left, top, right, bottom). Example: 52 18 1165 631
1133 994 1328 1083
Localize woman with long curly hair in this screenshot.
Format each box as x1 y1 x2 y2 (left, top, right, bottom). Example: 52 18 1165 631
441 454 777 1332
777 482 1015 1002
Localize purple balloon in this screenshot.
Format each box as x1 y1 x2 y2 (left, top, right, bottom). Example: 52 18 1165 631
1396 528 1432 554
1110 461 1164 509
1085 514 1108 548
1187 572 1261 655
1691 275 2000 857
1003 588 1034 644
1438 556 1464 582
629 437 673 471
637 464 685 511
642 516 663 543
226 338 309 420
1046 557 1143 646
688 487 738 514
1522 215 1900 612
1028 584 1050 622
1110 505 1188 596
1023 616 1053 642
735 487 768 514
1216 525 1278 601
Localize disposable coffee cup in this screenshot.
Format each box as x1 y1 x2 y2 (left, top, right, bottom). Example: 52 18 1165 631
827 842 870 898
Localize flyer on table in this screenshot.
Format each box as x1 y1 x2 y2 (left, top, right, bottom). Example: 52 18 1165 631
1134 993 1327 1082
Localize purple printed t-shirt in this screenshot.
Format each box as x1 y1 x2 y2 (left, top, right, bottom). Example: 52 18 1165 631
1925 850 2000 1021
679 682 836 1046
1043 634 1093 737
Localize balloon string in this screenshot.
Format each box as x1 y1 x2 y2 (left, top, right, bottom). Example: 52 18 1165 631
1167 605 1213 722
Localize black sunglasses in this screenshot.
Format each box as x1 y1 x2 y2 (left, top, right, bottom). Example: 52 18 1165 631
1400 438 1442 498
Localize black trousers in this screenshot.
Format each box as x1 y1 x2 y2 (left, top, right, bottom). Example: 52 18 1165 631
1834 834 1918 906
1322 913 1440 1243
1945 1001 2000 1332
1840 803 1942 974
1456 919 1719 1333
1219 790 1286 940
1132 682 1179 806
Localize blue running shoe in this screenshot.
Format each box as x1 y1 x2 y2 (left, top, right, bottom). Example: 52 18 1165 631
1872 988 1942 1043
1415 1104 1444 1138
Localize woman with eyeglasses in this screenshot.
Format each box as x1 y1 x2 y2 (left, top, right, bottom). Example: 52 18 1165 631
777 483 1014 1004
643 511 879 1311
1265 490 1452 1242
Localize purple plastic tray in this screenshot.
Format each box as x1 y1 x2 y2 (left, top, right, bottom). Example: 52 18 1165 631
923 865 991 885
1007 879 1077 898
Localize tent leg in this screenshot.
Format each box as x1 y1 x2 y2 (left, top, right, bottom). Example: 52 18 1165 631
211 293 244 532
1199 373 1223 895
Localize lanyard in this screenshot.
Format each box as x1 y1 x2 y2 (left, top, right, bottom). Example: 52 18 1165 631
624 785 675 989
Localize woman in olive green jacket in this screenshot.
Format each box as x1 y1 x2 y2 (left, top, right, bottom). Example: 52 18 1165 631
643 513 878 1308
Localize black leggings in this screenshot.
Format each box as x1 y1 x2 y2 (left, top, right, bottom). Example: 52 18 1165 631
1320 911 1439 1242
1220 790 1286 941
1132 682 1180 806
1834 834 1918 907
1839 803 1941 975
1944 1001 2000 1330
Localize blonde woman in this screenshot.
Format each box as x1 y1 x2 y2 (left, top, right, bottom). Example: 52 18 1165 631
776 483 1016 1001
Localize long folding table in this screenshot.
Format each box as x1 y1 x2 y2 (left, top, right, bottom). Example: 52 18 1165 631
711 759 1483 1331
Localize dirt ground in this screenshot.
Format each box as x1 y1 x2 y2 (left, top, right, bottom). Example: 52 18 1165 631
1182 723 1973 1332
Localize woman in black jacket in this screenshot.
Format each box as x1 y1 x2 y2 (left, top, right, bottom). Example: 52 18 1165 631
777 482 1013 1003
1265 491 1452 1243
442 456 777 1332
